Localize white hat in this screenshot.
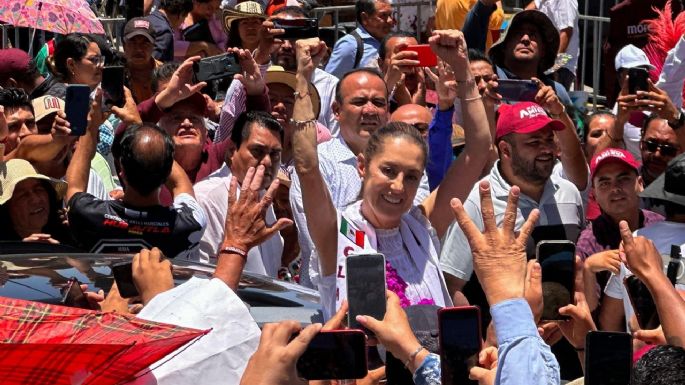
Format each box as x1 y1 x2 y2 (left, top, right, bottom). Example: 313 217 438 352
0 159 66 205
614 44 656 71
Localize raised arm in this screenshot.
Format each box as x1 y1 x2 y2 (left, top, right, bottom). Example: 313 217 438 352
421 30 492 238
291 38 339 277
65 91 105 202
165 160 195 198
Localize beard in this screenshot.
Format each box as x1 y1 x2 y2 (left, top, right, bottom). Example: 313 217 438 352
510 151 554 185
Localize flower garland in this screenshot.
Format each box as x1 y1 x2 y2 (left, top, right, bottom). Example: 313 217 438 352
386 261 435 308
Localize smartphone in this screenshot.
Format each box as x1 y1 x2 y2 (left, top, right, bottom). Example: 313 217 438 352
272 18 319 40
101 66 125 111
401 44 438 67
296 330 368 380
193 53 242 83
495 79 538 102
536 240 575 321
438 306 482 385
628 67 649 94
346 253 387 336
624 275 660 330
584 331 632 385
60 278 91 309
65 84 91 136
111 262 139 298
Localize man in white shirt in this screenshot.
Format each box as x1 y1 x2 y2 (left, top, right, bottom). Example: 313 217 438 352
600 152 685 332
290 68 430 287
195 111 286 277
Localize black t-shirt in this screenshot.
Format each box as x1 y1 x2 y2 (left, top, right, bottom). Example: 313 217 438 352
67 192 206 259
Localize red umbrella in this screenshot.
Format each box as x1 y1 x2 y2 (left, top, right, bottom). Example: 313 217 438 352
0 296 209 385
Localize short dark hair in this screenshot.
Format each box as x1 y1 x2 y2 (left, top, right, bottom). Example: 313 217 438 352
468 48 492 65
118 124 175 196
584 109 615 142
0 88 34 115
356 0 377 24
48 33 97 81
152 62 180 93
364 121 428 169
634 345 685 385
334 67 385 104
271 5 310 18
160 0 193 15
231 110 284 149
642 114 666 137
378 31 415 61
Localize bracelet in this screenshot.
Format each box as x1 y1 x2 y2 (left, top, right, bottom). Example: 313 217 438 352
455 78 476 88
461 95 482 102
219 245 247 257
404 346 425 368
294 90 311 99
289 118 317 126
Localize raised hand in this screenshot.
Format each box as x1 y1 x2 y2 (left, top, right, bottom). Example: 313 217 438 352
451 182 539 306
425 60 458 110
532 78 564 116
254 20 285 65
232 48 266 96
111 86 143 126
51 111 71 135
132 247 174 305
428 30 469 78
585 250 621 274
295 38 327 77
155 56 208 110
618 221 664 281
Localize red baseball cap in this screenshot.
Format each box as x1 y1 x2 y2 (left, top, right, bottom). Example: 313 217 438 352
495 102 565 140
590 148 640 180
0 48 31 82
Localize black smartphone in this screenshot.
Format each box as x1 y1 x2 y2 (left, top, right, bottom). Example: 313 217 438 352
624 275 660 330
536 240 575 321
182 19 215 43
496 79 538 102
60 278 91 309
65 84 91 136
111 262 139 298
272 18 319 40
628 67 649 94
101 66 125 111
346 253 386 336
438 306 482 385
585 331 632 385
192 53 242 83
296 330 368 380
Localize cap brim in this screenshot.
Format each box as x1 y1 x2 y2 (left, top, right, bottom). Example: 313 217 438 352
515 119 566 135
640 172 685 206
223 11 266 32
0 174 66 205
124 31 154 44
591 157 639 180
265 70 321 119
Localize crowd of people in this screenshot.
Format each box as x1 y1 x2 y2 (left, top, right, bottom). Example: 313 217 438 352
1 0 685 383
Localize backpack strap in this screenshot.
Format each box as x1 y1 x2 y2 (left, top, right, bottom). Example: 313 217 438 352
350 30 364 68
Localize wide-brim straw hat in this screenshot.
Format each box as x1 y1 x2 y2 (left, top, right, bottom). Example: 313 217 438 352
222 1 266 33
266 66 321 119
488 10 560 73
0 159 67 205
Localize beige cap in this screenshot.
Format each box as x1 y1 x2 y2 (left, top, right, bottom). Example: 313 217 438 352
222 1 266 33
0 159 67 205
266 67 321 119
31 95 64 122
451 124 465 147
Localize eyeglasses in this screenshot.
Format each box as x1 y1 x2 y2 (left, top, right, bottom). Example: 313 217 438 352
474 74 494 84
84 55 105 66
641 139 679 157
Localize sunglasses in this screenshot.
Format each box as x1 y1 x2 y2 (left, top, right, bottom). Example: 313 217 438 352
642 139 679 157
474 74 494 84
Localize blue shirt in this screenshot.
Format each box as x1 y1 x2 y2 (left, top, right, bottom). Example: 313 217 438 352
413 299 560 385
324 26 381 79
426 107 455 191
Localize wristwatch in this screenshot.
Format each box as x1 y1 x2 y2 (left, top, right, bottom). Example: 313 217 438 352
668 108 685 130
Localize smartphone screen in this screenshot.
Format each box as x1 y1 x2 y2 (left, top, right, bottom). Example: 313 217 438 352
346 253 386 335
61 278 90 309
111 262 139 298
296 330 368 380
273 18 319 40
439 306 481 385
624 275 660 330
536 241 575 321
585 331 632 385
65 84 91 136
628 67 649 94
496 79 538 102
401 44 438 67
101 66 125 110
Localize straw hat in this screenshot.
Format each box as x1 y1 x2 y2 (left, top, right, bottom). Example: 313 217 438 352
266 66 321 119
222 1 266 33
0 159 67 205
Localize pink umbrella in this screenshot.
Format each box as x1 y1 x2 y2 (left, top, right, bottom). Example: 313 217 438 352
0 0 105 35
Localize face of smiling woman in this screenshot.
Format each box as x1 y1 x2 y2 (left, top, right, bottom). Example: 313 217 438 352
7 178 51 238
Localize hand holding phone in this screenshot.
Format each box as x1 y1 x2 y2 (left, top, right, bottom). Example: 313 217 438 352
65 84 91 136
60 277 91 309
400 44 438 67
346 253 387 336
111 262 139 298
624 275 660 330
272 18 319 40
439 306 482 385
628 67 649 95
101 66 125 111
536 240 575 321
495 79 538 102
193 53 242 83
296 330 368 380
